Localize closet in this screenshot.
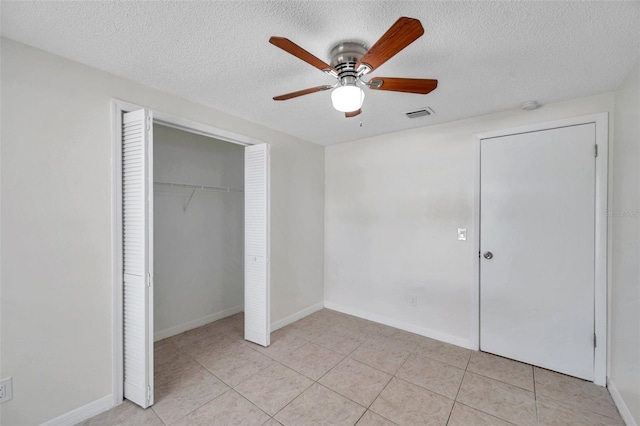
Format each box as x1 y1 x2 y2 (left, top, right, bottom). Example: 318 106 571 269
152 124 245 341
119 106 269 408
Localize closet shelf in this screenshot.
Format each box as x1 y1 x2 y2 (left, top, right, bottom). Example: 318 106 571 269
154 181 243 212
154 181 243 193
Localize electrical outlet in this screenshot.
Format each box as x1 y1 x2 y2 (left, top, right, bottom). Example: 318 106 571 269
0 377 13 404
458 228 467 241
410 295 418 307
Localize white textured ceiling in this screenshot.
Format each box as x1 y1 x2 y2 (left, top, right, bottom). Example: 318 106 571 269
2 1 639 145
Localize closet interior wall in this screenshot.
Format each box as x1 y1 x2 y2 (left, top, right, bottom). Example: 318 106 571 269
153 124 244 340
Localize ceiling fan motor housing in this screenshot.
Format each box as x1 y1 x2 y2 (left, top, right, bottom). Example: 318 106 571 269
330 42 368 86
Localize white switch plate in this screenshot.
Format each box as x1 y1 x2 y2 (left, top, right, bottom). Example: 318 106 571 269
458 228 467 241
410 295 418 307
0 377 13 404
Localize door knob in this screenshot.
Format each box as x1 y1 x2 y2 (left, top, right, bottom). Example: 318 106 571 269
483 252 493 259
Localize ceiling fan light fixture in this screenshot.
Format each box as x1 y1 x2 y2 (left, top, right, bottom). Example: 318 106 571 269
270 17 436 117
331 85 365 112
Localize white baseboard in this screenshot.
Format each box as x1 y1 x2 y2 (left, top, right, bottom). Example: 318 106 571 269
608 377 638 426
40 394 114 426
154 305 243 341
271 302 324 332
324 301 474 350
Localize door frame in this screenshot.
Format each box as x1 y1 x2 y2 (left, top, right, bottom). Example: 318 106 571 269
110 98 266 405
471 112 608 386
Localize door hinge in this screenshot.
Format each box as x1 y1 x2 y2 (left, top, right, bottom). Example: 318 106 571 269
593 333 597 348
147 386 152 404
146 116 151 131
594 144 598 157
146 273 152 287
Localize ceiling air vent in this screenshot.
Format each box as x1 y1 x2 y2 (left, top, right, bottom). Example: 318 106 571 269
405 107 435 119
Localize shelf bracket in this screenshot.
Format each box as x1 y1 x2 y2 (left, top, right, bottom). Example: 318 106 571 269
183 188 196 212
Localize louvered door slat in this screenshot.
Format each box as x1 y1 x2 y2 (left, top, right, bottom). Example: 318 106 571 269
122 109 154 408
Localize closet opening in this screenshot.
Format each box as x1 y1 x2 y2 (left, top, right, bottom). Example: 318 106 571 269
153 123 245 342
111 99 270 409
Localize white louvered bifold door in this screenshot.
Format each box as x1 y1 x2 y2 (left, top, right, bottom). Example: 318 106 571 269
244 143 270 347
122 109 154 408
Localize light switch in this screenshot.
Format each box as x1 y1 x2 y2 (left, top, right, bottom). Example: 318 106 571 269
458 228 467 241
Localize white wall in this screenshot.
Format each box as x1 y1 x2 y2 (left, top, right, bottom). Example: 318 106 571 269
0 38 324 425
610 61 640 424
153 124 244 340
325 93 614 348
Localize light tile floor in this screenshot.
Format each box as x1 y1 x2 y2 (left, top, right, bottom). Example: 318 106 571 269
80 309 624 426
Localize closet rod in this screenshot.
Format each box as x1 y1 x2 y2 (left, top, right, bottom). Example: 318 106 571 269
154 181 243 211
154 181 243 194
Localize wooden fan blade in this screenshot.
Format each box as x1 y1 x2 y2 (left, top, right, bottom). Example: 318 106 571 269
345 109 362 118
357 17 424 73
368 77 438 94
269 36 336 72
273 85 333 101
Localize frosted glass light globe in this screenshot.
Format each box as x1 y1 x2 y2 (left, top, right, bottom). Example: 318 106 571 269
331 85 365 112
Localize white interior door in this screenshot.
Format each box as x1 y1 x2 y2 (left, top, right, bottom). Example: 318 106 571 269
480 124 596 380
122 109 154 407
244 143 270 347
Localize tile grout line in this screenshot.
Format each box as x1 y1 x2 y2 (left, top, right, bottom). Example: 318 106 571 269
352 410 368 425
386 350 469 403
444 351 472 425
271 326 399 423
157 327 263 425
154 344 230 425
366 372 393 410
409 344 472 370
464 369 536 392
162 384 231 425
269 375 316 420
365 376 396 421
530 375 622 422
272 337 361 420
332 330 482 412
232 388 276 423
312 332 367 358
454 401 520 426
273 325 327 417
150 405 168 426
533 370 623 423
233 326 350 421
260 312 344 423
446 353 482 424
317 351 394 411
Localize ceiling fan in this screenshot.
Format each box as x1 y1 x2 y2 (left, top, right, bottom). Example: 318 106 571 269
270 17 438 118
